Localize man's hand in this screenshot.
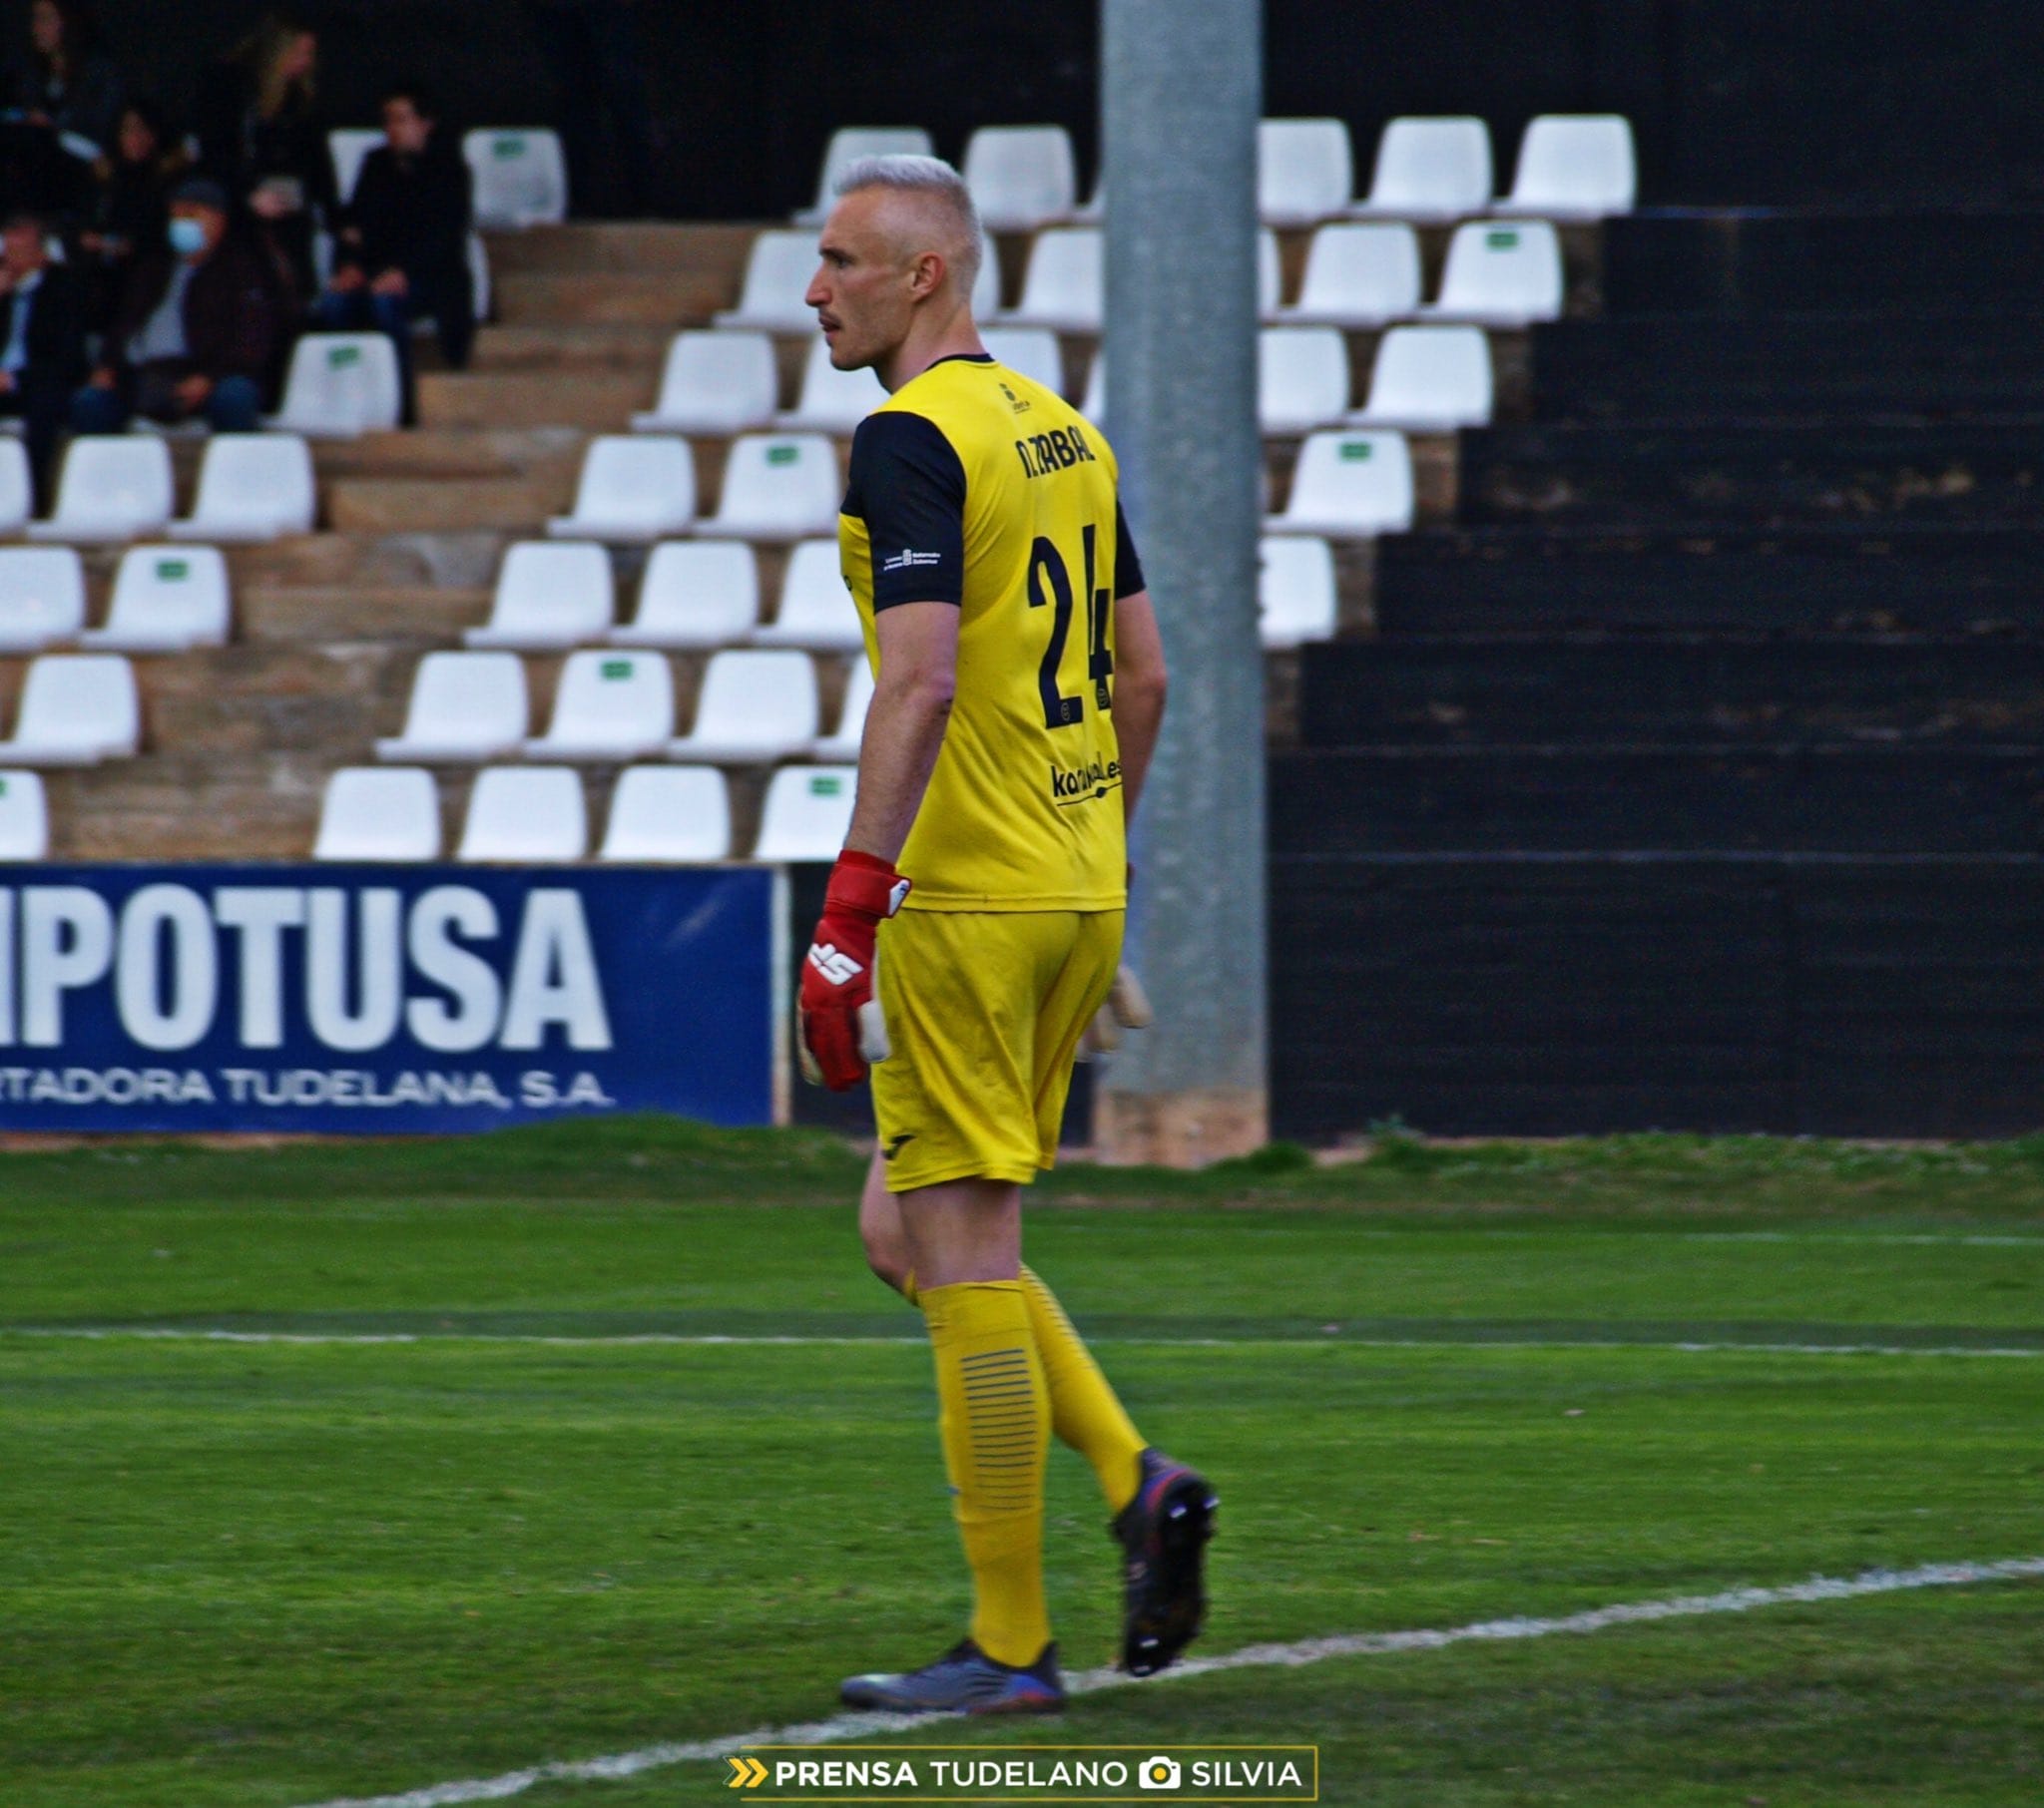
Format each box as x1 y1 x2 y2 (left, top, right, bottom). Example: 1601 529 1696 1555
175 373 213 411
798 849 910 1091
88 366 118 391
327 265 365 294
370 267 409 298
1079 967 1155 1060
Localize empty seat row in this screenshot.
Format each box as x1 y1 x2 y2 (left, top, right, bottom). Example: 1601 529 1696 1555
470 539 861 652
0 655 140 764
550 434 840 541
2 434 313 544
0 545 232 653
797 116 1633 230
375 648 871 765
317 762 858 864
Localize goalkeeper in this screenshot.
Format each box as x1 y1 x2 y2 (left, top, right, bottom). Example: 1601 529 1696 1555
796 153 1215 1716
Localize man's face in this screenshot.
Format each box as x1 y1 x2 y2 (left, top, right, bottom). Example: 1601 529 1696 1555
806 189 921 373
1 223 45 278
171 202 225 258
382 98 431 157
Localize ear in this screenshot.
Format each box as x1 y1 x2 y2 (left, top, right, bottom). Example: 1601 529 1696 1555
907 248 946 300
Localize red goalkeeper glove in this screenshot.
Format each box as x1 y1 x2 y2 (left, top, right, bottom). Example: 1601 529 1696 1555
798 849 910 1091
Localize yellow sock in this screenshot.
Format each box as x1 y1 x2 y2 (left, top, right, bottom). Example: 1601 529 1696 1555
1019 1264 1149 1517
919 1280 1052 1666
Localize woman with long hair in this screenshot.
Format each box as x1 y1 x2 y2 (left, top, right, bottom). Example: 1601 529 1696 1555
15 0 123 155
194 8 334 305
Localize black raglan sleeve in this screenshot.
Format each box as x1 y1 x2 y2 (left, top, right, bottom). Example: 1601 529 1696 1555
1113 499 1147 600
841 410 968 610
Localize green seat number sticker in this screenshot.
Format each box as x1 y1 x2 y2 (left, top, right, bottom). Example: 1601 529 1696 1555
766 445 799 466
328 345 361 369
600 660 633 680
1485 229 1521 250
809 775 842 797
494 137 527 160
1339 440 1373 461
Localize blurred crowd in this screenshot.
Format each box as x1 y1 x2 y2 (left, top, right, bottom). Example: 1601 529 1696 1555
0 2 482 503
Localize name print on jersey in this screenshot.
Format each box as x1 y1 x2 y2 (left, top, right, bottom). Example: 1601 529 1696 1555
1013 422 1100 480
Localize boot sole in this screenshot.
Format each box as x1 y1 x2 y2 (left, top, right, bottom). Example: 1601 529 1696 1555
1123 1477 1218 1676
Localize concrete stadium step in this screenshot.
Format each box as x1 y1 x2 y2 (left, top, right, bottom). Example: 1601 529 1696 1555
1529 313 2044 422
469 324 675 371
492 271 719 329
1375 524 2044 636
1296 637 2044 748
417 370 655 430
1458 421 2044 527
309 426 588 481
40 752 335 860
237 586 491 645
228 532 516 591
322 476 566 534
1271 744 2044 855
482 223 755 277
1601 213 2044 315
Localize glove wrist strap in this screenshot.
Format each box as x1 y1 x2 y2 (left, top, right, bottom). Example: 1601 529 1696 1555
824 848 909 921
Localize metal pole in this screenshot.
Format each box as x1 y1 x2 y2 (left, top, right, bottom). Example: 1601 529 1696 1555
1097 0 1268 1163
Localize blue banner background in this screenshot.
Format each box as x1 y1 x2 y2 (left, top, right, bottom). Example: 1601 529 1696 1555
0 865 780 1133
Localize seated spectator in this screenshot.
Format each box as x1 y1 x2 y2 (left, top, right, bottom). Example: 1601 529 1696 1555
194 10 333 305
315 82 473 425
77 98 188 332
70 178 290 435
0 209 88 508
5 0 124 217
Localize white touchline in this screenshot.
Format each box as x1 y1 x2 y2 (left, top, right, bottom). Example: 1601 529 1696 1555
287 1557 2044 1808
6 1326 2043 1358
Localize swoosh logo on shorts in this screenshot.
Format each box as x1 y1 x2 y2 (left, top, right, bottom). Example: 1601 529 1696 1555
883 1133 916 1161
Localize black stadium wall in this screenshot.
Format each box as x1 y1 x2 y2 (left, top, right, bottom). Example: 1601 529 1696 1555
30 0 2044 212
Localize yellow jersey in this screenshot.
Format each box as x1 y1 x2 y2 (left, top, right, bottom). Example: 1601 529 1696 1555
838 352 1146 912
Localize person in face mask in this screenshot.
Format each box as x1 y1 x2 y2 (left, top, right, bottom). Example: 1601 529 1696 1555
70 175 292 435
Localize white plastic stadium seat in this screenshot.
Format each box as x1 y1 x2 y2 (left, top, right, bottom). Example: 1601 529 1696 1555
797 127 936 224
83 545 232 651
313 766 441 861
1350 325 1494 431
458 765 586 861
270 333 402 436
611 541 759 649
0 548 86 651
547 436 696 542
1259 536 1338 649
1352 117 1494 221
962 126 1076 230
374 651 528 761
523 649 675 761
0 438 30 533
463 128 569 227
598 764 733 862
978 328 1065 397
1423 220 1564 325
754 763 857 860
27 436 172 543
1259 327 1351 434
1265 430 1414 537
814 658 873 761
1081 347 1106 423
1276 223 1422 326
632 331 778 435
0 767 49 858
327 127 382 204
0 655 140 763
1496 114 1636 219
465 542 614 651
753 540 860 650
1259 118 1354 225
776 336 887 431
666 648 818 763
1259 227 1282 316
715 229 824 331
169 433 315 542
998 227 1102 331
706 434 841 540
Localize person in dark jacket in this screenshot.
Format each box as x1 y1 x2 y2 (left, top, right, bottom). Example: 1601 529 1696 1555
6 0 123 216
70 177 291 434
0 209 89 507
76 97 189 333
315 82 473 425
193 10 333 305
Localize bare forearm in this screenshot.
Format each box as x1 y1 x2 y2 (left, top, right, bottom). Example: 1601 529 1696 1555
1116 677 1165 828
843 679 952 862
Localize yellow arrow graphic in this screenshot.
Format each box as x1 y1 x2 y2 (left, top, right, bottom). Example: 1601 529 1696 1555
727 1755 769 1788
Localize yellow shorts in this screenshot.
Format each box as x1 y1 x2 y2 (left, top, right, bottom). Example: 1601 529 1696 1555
870 908 1124 1193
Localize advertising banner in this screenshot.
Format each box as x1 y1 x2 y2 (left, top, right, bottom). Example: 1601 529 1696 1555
0 865 783 1132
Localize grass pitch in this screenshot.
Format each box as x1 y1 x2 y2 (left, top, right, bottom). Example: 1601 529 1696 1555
2 1120 2041 1807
